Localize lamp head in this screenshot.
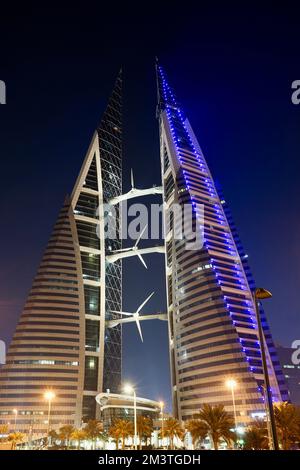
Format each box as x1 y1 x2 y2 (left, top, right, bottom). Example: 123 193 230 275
44 390 55 401
123 384 134 395
254 288 272 300
226 378 237 389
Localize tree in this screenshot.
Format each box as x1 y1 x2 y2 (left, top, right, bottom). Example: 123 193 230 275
58 425 75 449
186 419 208 449
71 429 87 450
137 416 153 449
0 424 9 442
197 404 235 450
274 402 300 450
162 417 184 450
8 432 25 450
109 419 134 450
109 422 122 450
48 429 58 446
243 420 269 450
84 420 103 450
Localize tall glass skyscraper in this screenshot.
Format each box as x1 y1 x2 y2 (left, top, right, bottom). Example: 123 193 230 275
0 73 122 433
156 63 289 424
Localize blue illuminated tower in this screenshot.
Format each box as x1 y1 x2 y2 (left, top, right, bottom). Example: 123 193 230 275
156 63 289 424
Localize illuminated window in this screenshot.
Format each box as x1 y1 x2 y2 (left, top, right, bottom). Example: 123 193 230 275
88 358 95 369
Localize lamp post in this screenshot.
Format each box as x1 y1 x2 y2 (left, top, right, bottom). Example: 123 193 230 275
253 287 279 450
12 408 18 432
124 384 137 450
159 401 164 448
44 390 55 447
260 384 273 449
226 379 238 432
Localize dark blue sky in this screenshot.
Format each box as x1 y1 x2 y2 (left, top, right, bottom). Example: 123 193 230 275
0 4 300 411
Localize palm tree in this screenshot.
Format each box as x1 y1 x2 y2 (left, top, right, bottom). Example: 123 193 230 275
48 429 58 446
186 419 208 449
137 416 153 449
84 420 103 450
100 430 109 448
162 417 184 450
243 420 269 450
0 424 9 442
71 429 87 450
8 432 25 450
109 419 134 449
58 425 75 449
197 404 235 450
109 422 122 450
274 402 300 450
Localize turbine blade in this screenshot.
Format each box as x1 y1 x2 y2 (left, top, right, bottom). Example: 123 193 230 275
137 253 148 270
112 247 131 253
110 310 134 316
135 224 148 248
131 169 134 189
136 318 144 342
137 291 155 313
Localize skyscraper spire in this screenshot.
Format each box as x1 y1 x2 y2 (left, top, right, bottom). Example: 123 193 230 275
156 61 179 112
69 68 123 417
156 64 288 423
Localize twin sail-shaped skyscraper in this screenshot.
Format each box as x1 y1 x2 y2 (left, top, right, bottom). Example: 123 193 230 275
0 72 122 432
156 64 288 422
0 65 288 433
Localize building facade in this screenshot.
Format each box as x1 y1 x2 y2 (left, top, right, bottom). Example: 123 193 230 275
156 63 288 424
0 65 290 434
96 392 160 432
0 73 122 433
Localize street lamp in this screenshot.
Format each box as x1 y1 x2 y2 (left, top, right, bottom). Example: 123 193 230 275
253 287 279 450
44 390 55 446
123 384 137 450
225 379 238 432
159 401 164 448
12 408 18 432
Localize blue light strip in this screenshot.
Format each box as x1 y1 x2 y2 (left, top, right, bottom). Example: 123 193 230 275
158 66 266 386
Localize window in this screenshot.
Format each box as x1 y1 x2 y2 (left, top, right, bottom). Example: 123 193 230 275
85 319 100 352
84 285 100 315
81 252 100 281
84 356 99 391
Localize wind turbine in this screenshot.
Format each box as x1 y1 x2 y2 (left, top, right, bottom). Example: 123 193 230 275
110 224 148 269
110 292 155 342
108 169 162 205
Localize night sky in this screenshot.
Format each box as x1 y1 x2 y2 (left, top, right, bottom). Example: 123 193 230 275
0 4 300 411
